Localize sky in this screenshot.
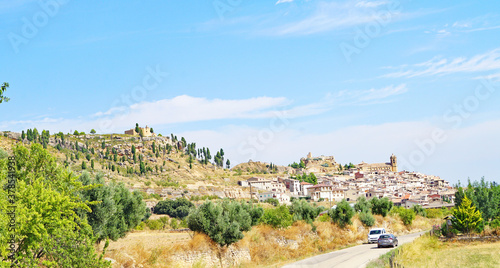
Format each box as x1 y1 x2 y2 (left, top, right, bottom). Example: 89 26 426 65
1 0 500 185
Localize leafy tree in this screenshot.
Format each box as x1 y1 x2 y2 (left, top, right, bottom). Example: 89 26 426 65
260 205 293 229
139 161 146 174
26 128 33 141
451 195 483 234
21 130 25 140
455 178 500 223
153 198 194 219
135 123 140 133
79 172 149 243
226 159 231 169
370 197 393 217
240 202 264 226
289 199 322 224
150 127 154 133
74 130 80 135
264 198 279 206
187 200 252 266
90 129 96 134
82 161 87 169
91 159 95 170
0 82 10 103
299 160 305 169
359 211 375 227
412 205 427 217
1 144 109 267
328 200 355 228
399 208 416 226
354 196 372 213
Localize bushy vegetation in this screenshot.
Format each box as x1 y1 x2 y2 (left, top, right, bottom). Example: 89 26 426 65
291 173 318 184
328 200 355 228
187 200 252 247
370 197 393 217
79 172 150 243
359 211 376 227
289 199 324 224
451 195 483 234
455 178 500 229
0 144 110 267
354 196 371 213
264 198 279 206
260 205 293 229
399 208 416 226
153 198 194 219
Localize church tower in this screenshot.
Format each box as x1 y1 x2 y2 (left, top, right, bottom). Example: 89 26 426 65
390 154 397 172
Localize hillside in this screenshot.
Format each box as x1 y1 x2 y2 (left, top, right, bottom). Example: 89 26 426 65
0 131 255 201
232 160 294 175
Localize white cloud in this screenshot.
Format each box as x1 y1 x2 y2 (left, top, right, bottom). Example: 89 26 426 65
266 1 403 36
383 48 500 78
335 84 408 105
355 1 390 8
474 73 500 81
276 0 294 5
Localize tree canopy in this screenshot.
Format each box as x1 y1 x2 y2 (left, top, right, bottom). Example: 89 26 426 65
0 143 109 267
153 198 194 219
0 82 9 103
187 200 252 247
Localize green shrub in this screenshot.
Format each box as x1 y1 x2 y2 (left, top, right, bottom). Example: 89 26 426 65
146 219 164 230
289 199 323 224
389 205 405 216
412 205 427 217
426 208 443 219
370 197 393 217
328 200 355 228
260 205 293 229
359 211 375 227
489 218 500 229
153 198 194 219
318 213 330 222
135 222 146 230
188 200 252 247
265 198 279 206
170 218 179 229
399 208 416 226
354 196 371 213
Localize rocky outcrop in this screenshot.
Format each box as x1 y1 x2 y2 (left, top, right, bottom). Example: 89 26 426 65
171 246 251 267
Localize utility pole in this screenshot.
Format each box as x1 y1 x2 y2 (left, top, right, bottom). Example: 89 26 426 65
330 189 332 209
250 183 253 208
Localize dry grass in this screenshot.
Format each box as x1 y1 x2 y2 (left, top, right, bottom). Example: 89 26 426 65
395 235 500 268
103 215 440 267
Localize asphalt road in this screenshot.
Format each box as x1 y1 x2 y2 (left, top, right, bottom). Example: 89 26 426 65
282 231 426 268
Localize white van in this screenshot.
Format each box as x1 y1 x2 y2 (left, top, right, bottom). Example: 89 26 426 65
368 228 386 243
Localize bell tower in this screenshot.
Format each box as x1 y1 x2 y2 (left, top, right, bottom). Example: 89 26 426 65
390 154 397 172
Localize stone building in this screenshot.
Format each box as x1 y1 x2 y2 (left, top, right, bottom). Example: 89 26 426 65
124 125 156 137
357 154 397 173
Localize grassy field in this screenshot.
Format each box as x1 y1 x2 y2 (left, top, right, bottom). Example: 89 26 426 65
393 235 500 268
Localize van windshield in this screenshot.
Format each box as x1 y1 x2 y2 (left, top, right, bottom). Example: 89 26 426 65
370 230 381 234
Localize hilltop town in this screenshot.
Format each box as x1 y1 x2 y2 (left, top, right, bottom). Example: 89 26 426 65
0 128 455 210
237 153 455 209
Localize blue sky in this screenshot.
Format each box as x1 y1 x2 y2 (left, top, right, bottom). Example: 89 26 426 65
1 0 500 184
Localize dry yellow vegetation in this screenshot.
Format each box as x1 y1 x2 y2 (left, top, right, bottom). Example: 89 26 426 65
394 234 500 268
102 215 440 268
